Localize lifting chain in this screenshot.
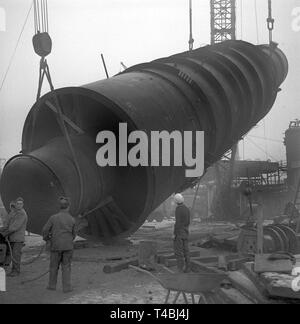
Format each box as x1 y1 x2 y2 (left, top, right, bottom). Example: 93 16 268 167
29 0 85 215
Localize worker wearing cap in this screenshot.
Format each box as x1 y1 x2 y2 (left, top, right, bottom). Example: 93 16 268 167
0 198 28 277
42 197 76 293
173 193 191 273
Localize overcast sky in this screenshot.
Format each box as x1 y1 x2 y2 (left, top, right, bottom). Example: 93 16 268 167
0 0 299 162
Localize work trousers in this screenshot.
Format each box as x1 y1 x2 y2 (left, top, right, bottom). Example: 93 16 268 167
5 242 23 273
48 250 73 292
174 236 190 273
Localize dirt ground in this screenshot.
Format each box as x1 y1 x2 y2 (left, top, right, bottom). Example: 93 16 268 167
0 220 238 304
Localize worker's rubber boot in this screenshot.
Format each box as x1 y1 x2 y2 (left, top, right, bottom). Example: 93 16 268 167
11 243 22 275
47 270 58 291
4 254 11 267
176 258 185 273
62 251 73 293
48 252 60 290
183 264 192 273
184 254 191 273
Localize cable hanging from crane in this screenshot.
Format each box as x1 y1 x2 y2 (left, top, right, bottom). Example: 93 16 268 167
30 0 85 215
189 0 194 51
33 0 49 34
254 0 259 44
267 0 275 44
33 0 51 58
240 0 243 39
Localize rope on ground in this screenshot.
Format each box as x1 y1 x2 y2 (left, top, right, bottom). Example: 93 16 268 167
254 0 260 44
5 238 49 284
21 270 49 285
5 237 46 266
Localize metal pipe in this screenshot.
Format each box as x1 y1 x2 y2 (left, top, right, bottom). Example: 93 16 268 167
0 40 288 241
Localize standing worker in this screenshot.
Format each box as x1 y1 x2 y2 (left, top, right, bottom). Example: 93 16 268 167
173 193 191 273
0 198 28 277
42 197 76 293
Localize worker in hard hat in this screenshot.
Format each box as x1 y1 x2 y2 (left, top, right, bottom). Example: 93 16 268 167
42 197 76 293
0 198 28 277
173 193 191 273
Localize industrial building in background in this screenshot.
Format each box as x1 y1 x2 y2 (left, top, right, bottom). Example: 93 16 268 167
210 0 236 44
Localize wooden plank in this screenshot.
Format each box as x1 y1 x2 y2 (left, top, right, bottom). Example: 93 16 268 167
73 256 102 263
191 256 219 264
165 258 210 268
164 259 178 268
190 260 226 275
227 257 253 271
191 253 252 265
103 258 139 274
254 254 293 274
157 250 201 264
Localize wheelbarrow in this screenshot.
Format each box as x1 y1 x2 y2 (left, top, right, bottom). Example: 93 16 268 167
130 265 228 304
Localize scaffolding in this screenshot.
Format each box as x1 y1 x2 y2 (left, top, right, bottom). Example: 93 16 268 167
210 0 236 44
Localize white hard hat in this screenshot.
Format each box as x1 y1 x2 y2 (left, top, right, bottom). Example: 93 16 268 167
174 193 184 205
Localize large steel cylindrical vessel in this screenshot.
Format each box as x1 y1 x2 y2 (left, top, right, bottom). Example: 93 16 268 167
0 40 288 241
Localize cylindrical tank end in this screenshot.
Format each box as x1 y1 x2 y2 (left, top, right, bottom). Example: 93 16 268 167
0 155 64 233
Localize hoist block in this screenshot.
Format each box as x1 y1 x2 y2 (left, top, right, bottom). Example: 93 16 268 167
32 32 52 58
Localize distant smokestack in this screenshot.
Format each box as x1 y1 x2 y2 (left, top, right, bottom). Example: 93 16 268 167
285 120 300 188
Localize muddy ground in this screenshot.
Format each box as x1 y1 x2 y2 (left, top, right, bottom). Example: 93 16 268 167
0 220 239 304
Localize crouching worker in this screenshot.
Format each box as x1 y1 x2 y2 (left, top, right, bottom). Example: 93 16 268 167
42 197 76 293
0 198 28 277
173 194 191 273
